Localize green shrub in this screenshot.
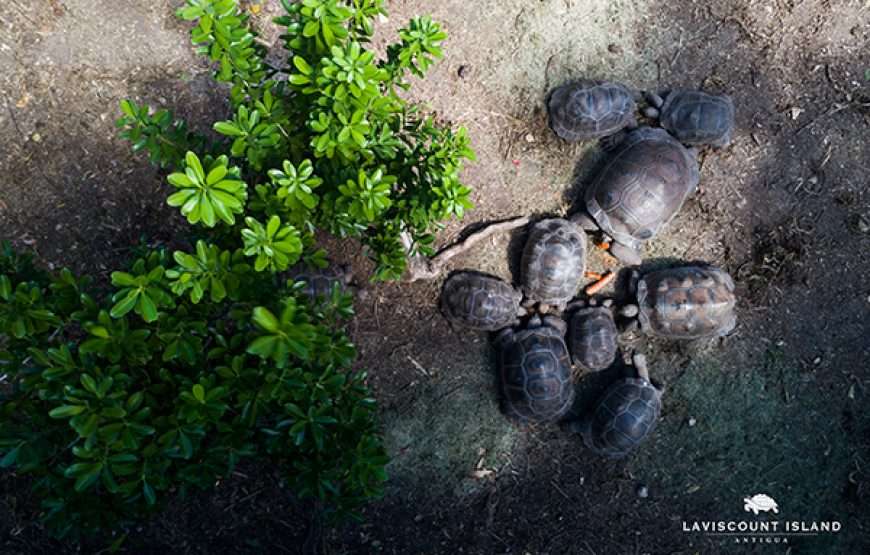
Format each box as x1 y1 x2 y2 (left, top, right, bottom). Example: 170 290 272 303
0 243 386 538
0 0 481 539
117 0 476 281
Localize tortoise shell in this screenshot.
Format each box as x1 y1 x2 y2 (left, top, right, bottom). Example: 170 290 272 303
636 265 736 339
659 90 735 147
567 306 618 372
520 219 587 308
586 127 699 252
497 317 575 423
548 81 638 141
584 376 661 457
290 264 352 300
441 272 522 331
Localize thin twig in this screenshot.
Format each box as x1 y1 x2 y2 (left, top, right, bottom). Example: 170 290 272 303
404 215 530 281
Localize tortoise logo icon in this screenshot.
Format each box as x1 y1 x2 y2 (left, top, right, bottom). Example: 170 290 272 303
744 494 779 515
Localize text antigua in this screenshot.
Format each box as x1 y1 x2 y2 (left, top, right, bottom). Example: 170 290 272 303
682 521 842 533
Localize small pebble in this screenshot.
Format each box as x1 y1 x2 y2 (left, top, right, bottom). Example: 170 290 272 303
813 356 822 365
688 417 697 427
31 132 42 142
524 133 535 143
607 43 623 54
457 65 468 79
414 514 423 522
636 484 649 498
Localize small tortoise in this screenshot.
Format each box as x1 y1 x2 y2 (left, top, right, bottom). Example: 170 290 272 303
289 263 357 300
496 315 575 423
620 265 737 339
441 271 525 331
573 127 700 265
520 218 588 312
548 80 638 141
644 90 735 147
575 353 662 458
566 298 618 372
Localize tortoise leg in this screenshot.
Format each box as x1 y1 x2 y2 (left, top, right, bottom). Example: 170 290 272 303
494 327 514 347
569 211 598 231
644 91 665 108
600 129 627 151
565 298 586 311
631 353 650 381
543 314 567 334
516 305 528 317
608 242 642 265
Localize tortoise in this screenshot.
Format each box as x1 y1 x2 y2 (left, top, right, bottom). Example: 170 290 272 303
496 315 575 423
572 126 700 265
644 90 735 148
744 494 779 515
566 298 618 372
573 353 662 458
619 265 737 339
441 271 524 331
547 80 638 141
520 218 588 312
289 263 359 300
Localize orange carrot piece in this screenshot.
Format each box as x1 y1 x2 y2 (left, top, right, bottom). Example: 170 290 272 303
585 270 616 296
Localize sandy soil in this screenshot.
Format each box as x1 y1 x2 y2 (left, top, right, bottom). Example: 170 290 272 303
0 0 868 553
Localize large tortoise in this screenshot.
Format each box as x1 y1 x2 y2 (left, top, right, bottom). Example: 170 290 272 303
441 271 524 331
496 315 575 423
520 218 587 312
573 353 662 458
620 265 737 339
566 298 618 372
644 90 735 148
548 80 638 141
573 127 700 265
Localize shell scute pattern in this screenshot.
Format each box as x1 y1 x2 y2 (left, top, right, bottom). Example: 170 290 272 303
585 377 661 457
637 266 736 339
499 325 574 423
441 272 522 331
660 90 735 147
521 219 587 307
568 307 618 372
548 81 637 141
586 127 699 251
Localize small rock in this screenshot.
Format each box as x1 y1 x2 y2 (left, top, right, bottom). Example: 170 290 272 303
524 133 535 143
688 417 697 427
607 43 623 54
457 65 469 79
789 107 804 120
813 356 822 365
414 514 424 522
636 484 649 498
31 132 42 143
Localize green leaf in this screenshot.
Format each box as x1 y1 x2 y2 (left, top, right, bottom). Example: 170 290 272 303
49 405 86 418
252 307 279 332
192 384 206 403
213 121 245 137
110 292 138 318
138 293 158 323
293 55 313 75
143 481 156 506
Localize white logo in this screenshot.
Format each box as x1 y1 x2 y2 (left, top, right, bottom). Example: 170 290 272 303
743 494 779 515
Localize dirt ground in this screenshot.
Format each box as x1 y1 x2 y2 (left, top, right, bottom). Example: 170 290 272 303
1 0 868 553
